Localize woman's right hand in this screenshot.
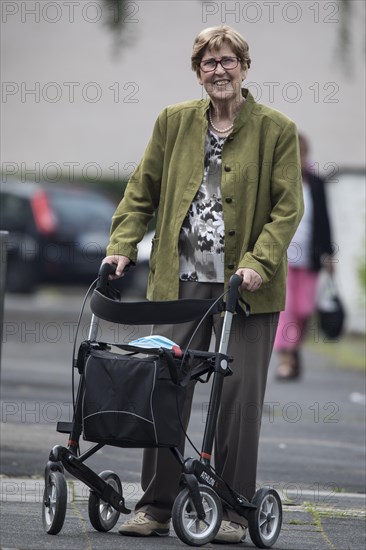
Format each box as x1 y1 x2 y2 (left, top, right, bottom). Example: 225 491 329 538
102 255 131 279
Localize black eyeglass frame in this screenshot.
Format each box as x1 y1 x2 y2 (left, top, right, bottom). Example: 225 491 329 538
199 56 241 73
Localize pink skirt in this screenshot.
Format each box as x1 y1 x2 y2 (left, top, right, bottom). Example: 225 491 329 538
274 266 318 351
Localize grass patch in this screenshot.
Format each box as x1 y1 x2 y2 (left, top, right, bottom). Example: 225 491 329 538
305 333 365 371
289 519 309 525
303 502 335 549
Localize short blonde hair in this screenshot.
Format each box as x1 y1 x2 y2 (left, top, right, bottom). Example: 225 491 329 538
191 26 251 75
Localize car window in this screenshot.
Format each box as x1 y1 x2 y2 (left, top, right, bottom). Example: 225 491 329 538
46 189 116 232
0 193 34 231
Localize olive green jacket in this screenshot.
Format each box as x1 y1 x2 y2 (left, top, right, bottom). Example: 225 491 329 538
107 89 304 313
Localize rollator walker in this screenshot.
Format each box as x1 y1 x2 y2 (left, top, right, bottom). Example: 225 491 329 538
42 263 282 547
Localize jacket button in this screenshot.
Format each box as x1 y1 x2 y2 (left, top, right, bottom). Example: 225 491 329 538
228 230 235 236
224 165 231 172
228 264 235 270
225 197 233 203
227 135 234 142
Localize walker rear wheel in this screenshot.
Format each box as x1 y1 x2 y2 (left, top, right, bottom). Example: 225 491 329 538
172 484 222 546
42 471 67 535
248 487 282 548
88 471 122 532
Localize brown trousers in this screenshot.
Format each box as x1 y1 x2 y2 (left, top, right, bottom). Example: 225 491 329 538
136 281 279 525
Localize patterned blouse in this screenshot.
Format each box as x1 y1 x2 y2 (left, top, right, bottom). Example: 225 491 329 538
179 130 226 282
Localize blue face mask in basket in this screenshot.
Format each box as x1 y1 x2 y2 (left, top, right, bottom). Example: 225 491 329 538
128 335 180 351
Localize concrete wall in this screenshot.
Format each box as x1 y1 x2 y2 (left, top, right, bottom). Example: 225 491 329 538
2 0 365 173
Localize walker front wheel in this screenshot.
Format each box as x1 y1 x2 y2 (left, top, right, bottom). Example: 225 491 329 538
172 484 222 546
88 471 122 532
42 471 67 535
248 488 282 548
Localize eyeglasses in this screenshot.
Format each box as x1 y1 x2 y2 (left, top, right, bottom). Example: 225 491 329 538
199 56 240 73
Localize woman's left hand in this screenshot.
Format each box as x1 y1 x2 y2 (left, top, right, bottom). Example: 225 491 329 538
236 268 263 292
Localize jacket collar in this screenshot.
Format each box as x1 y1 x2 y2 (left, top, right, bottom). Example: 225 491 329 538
201 88 256 133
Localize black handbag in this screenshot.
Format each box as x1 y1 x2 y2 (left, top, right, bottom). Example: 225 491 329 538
82 348 186 448
317 274 346 339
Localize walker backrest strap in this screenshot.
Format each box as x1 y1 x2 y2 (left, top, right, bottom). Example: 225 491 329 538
90 289 225 325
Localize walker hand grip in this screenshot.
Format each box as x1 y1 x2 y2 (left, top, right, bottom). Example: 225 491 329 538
97 263 116 294
226 274 243 313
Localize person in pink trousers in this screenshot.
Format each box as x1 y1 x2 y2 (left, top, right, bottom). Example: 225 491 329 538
274 134 334 380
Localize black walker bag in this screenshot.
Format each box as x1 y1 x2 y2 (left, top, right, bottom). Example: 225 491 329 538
82 348 186 448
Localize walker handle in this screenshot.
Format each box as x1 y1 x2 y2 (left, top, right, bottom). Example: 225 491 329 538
226 274 243 313
97 263 116 294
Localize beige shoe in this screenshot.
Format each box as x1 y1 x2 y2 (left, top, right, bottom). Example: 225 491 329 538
213 520 247 543
118 511 170 537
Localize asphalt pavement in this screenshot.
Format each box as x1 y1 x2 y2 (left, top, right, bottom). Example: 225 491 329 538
0 287 365 549
1 488 365 550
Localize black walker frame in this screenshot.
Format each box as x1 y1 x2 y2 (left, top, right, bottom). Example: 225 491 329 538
43 264 282 547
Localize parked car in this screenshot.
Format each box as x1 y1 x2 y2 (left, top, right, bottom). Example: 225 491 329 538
0 181 117 293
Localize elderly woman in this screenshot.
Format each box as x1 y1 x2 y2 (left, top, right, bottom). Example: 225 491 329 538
103 25 303 544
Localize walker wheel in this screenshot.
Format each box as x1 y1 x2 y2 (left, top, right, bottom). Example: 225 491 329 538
248 487 282 548
88 471 122 532
172 484 222 546
42 471 67 535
